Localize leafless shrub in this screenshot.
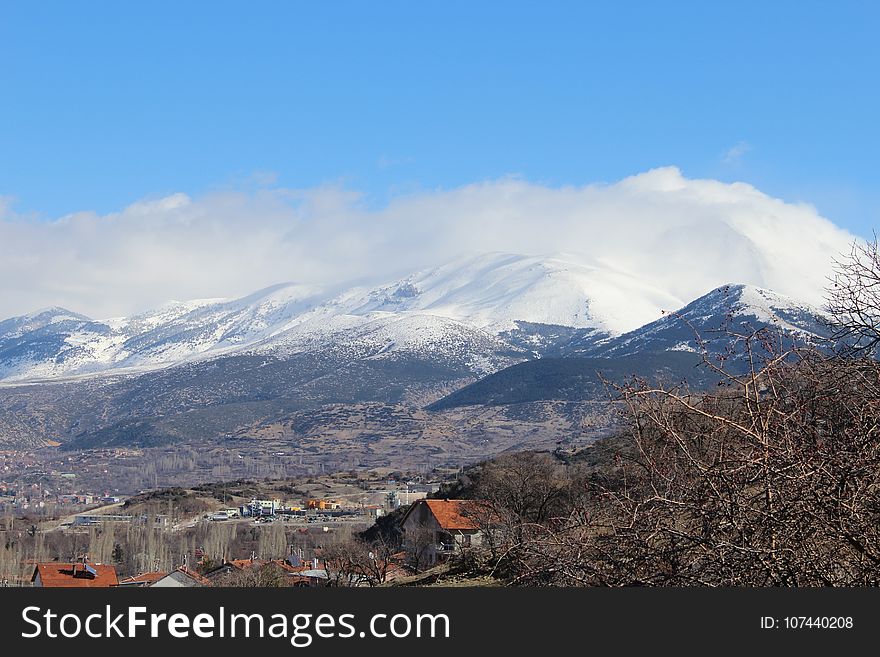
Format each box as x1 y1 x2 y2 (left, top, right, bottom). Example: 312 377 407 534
321 533 398 586
488 329 880 586
213 562 289 587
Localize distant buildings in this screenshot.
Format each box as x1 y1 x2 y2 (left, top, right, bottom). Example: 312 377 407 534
363 504 385 519
306 498 340 510
58 493 94 505
241 498 282 516
72 513 133 527
210 508 240 521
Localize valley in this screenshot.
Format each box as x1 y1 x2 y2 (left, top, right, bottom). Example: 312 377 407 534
0 400 614 513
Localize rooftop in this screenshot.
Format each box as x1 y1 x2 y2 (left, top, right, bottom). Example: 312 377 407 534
31 562 119 588
412 499 493 531
118 571 167 585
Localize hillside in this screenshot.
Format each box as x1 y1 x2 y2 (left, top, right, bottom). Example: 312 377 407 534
428 352 713 410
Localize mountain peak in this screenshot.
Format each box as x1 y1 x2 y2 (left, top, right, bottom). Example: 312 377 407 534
684 282 822 324
23 306 89 321
0 306 91 338
357 251 685 334
591 281 828 358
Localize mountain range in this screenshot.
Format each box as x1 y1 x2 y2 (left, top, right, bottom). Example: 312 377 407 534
0 253 832 450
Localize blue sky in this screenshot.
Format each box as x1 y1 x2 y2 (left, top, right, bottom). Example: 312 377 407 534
1 1 879 236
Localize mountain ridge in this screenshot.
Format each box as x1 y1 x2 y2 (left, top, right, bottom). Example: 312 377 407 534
0 254 828 384
0 255 835 450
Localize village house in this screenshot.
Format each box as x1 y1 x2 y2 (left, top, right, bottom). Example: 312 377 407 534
400 499 493 567
117 571 168 587
294 565 329 587
149 566 211 587
31 561 119 588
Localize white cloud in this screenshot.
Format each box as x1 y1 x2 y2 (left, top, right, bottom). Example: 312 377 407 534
0 195 23 221
0 167 857 322
722 141 752 165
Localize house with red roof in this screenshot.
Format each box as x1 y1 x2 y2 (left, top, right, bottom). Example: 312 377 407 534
117 571 168 587
149 566 211 587
400 499 494 567
31 562 119 588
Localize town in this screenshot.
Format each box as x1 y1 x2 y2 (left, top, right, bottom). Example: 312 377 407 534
0 461 503 588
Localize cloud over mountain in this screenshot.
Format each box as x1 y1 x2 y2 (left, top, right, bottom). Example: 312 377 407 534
0 167 857 320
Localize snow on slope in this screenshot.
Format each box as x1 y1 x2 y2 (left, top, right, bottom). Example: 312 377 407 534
0 284 329 381
0 255 825 383
265 311 518 376
342 252 684 333
0 307 92 338
592 283 829 357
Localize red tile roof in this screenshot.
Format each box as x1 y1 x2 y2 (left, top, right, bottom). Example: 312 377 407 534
32 562 119 588
118 571 167 585
171 566 212 587
225 558 304 573
272 560 307 573
420 499 492 531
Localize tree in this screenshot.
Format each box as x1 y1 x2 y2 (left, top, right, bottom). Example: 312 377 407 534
404 527 437 574
827 237 880 355
214 562 288 587
321 534 399 586
475 452 573 524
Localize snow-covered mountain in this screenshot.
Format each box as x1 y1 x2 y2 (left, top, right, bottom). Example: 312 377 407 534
0 255 838 451
0 284 328 381
587 283 830 358
338 252 684 333
0 254 828 383
428 284 833 411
